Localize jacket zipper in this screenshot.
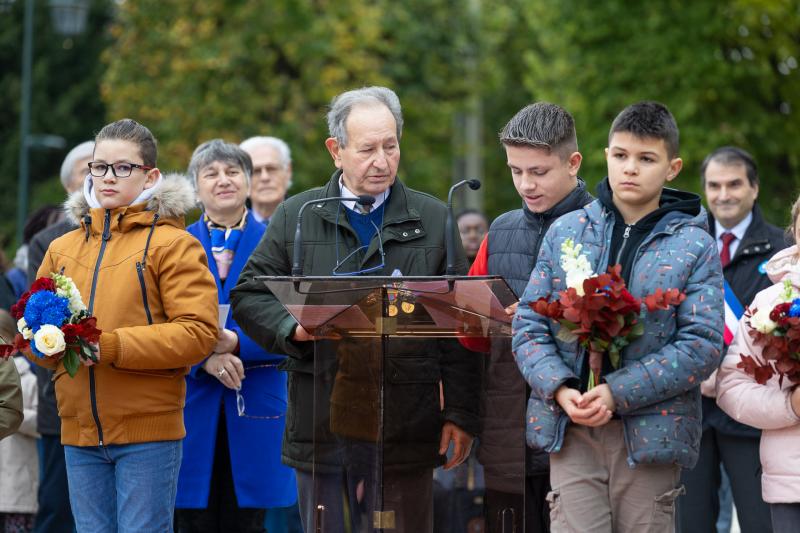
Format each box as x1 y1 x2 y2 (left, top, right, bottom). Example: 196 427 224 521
532 215 546 259
614 224 633 265
618 222 678 465
87 209 111 447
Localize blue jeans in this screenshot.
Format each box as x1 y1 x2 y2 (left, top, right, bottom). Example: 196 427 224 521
64 441 182 533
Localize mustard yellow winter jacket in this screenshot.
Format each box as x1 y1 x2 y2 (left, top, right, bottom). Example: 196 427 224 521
30 175 218 446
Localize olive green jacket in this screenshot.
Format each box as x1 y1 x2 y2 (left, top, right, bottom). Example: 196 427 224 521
0 358 23 440
232 171 482 472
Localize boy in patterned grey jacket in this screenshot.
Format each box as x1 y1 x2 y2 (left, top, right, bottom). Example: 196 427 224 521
512 102 724 533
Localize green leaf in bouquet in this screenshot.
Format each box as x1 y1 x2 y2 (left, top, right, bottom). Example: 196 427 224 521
556 323 578 343
630 322 645 338
609 344 621 369
590 339 608 352
80 340 98 364
63 348 80 377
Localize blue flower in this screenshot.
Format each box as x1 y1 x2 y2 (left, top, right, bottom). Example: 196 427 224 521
23 290 71 333
789 298 800 318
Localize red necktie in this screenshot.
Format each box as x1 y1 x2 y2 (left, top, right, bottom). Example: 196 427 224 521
720 232 735 268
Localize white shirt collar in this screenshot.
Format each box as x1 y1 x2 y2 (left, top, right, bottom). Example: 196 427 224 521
339 176 390 212
715 211 752 242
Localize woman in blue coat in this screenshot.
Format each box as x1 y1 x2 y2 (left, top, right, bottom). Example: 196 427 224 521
176 140 296 532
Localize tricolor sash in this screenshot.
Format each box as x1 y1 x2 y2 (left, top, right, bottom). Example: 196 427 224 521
723 278 744 345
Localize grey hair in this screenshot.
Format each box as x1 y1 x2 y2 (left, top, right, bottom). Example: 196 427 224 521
188 139 253 188
499 102 578 160
60 141 94 189
239 136 292 167
327 86 403 147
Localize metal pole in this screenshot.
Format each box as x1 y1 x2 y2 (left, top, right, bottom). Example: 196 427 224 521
17 0 34 247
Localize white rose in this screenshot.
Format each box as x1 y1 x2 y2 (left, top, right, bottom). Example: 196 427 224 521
750 307 777 334
566 270 590 296
22 328 33 340
17 317 27 334
33 325 66 357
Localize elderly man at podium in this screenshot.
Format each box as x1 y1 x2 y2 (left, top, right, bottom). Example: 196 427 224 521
231 86 482 533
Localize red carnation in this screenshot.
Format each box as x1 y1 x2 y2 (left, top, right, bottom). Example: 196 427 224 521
30 277 56 293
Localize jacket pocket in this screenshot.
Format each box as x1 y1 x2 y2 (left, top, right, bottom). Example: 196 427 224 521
386 356 441 384
110 366 184 379
546 490 567 530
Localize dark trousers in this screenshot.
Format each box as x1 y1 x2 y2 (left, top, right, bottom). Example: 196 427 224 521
175 410 265 533
485 473 550 533
34 435 74 533
296 467 433 533
770 503 800 533
678 428 772 533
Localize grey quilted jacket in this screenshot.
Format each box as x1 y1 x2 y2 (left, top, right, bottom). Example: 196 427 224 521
512 194 724 468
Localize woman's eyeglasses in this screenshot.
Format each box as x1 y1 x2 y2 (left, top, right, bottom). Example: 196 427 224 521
88 161 153 178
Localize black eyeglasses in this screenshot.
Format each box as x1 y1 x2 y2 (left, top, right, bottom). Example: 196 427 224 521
333 219 386 276
88 161 153 178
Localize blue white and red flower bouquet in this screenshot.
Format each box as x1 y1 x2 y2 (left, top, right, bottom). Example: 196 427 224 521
0 273 101 377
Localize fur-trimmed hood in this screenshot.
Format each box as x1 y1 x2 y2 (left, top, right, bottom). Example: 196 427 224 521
64 172 196 226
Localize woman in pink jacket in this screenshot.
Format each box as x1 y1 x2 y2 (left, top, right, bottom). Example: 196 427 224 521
716 196 800 533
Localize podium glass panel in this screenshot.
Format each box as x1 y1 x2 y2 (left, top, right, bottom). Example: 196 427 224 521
260 276 529 533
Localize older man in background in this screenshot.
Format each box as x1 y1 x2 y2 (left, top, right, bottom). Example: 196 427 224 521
239 136 293 224
679 146 786 533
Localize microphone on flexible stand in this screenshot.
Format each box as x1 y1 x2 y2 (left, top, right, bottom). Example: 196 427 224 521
291 194 375 276
445 179 481 276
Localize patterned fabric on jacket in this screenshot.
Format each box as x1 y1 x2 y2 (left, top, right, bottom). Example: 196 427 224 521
512 195 724 469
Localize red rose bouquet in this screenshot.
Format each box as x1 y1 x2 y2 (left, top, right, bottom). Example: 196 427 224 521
532 239 686 388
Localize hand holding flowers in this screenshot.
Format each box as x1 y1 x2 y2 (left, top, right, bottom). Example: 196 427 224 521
0 273 101 377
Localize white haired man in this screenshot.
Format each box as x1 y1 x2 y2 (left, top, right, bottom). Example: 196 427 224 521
239 136 293 223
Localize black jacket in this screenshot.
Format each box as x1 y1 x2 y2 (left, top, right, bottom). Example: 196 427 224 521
480 180 593 485
231 171 482 472
704 204 790 436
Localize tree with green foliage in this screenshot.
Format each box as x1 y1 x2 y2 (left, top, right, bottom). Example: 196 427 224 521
519 0 800 225
0 0 113 249
102 0 504 206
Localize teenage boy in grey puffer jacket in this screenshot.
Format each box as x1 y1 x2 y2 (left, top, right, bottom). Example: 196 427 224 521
512 101 724 533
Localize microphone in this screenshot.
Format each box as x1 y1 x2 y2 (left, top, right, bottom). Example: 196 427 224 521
445 179 482 276
291 194 375 276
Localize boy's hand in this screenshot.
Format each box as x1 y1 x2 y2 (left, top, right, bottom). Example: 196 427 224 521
555 385 612 427
791 387 800 418
439 421 473 470
580 384 616 412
